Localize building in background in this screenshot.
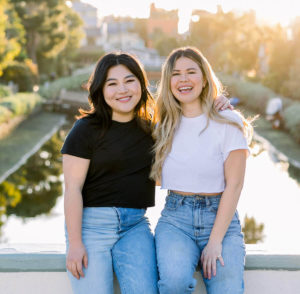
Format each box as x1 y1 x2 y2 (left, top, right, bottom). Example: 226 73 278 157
71 0 102 47
147 3 178 47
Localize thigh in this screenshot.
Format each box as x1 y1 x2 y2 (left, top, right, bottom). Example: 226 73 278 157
65 207 119 294
203 234 245 294
155 220 200 294
112 219 158 294
67 250 114 294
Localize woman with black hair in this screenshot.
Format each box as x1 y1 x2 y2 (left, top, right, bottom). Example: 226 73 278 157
62 52 158 294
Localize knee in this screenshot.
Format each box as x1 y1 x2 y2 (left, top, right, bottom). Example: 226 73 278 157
158 274 196 294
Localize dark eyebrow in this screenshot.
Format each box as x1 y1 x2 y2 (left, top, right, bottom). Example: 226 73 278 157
105 74 135 82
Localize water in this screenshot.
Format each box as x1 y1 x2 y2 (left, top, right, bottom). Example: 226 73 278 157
0 129 300 253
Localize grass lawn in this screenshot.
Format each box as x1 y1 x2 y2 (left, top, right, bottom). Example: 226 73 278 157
0 112 66 182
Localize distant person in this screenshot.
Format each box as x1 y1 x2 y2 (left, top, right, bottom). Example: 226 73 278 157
61 51 231 294
229 97 240 107
151 47 252 294
266 97 283 129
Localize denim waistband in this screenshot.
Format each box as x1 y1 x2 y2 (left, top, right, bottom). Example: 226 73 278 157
168 191 222 206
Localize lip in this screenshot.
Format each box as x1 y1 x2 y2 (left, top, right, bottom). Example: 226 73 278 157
177 86 193 93
117 96 132 102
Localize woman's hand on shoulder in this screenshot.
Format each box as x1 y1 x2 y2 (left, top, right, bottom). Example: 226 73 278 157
214 95 234 111
66 242 88 280
201 240 224 280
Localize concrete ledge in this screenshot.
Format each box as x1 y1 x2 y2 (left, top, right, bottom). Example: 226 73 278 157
1 245 300 294
1 245 300 272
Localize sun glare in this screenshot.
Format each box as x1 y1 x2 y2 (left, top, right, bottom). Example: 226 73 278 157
82 0 300 33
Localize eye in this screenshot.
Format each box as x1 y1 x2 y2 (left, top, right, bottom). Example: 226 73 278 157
126 79 135 83
107 82 117 86
188 71 196 74
172 72 179 76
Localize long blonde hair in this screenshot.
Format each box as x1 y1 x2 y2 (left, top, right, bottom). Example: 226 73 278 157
150 46 252 180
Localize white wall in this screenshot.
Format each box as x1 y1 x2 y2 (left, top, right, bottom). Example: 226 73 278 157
1 270 300 294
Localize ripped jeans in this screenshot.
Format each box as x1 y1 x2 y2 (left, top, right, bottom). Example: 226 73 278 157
155 192 245 294
65 207 158 294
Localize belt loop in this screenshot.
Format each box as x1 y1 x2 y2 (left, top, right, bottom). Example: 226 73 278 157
205 197 210 206
179 197 184 205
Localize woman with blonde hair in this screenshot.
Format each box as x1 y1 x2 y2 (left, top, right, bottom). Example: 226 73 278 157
151 46 252 294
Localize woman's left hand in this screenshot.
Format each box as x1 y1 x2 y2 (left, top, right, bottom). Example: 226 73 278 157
201 240 225 279
214 95 233 111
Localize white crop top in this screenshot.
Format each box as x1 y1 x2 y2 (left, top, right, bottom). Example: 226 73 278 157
161 110 250 193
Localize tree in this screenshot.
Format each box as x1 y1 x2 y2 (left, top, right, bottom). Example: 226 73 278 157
11 0 84 76
189 10 263 75
242 214 265 244
0 0 24 75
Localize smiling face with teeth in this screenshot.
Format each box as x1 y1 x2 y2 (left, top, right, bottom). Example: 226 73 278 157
170 56 206 116
103 64 142 122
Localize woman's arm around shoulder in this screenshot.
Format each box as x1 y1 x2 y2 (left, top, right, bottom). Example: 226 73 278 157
63 154 90 280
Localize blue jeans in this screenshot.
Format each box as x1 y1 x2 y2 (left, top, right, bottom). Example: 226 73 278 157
65 207 159 294
155 192 245 294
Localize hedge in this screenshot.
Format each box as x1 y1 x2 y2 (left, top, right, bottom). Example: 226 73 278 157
0 93 43 120
38 73 89 100
219 73 300 143
0 85 13 99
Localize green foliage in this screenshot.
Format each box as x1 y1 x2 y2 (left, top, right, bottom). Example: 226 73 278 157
71 48 104 68
242 214 264 244
220 73 300 143
283 103 300 143
38 73 89 99
0 84 12 98
0 93 42 117
11 0 84 77
0 105 12 123
0 0 24 75
219 73 276 113
1 60 38 91
189 10 261 74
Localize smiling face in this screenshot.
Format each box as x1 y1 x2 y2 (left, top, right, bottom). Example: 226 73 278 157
103 64 142 122
170 56 206 116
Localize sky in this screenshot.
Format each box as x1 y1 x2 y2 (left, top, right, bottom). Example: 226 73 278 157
82 0 300 33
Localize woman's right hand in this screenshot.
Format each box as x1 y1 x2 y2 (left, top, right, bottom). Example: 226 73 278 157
66 243 88 279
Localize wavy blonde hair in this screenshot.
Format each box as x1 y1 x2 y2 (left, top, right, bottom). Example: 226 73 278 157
150 46 253 180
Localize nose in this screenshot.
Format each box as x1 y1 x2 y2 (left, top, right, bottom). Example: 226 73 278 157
179 73 188 81
117 83 128 93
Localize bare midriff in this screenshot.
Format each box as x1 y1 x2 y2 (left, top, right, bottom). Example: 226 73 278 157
171 190 222 197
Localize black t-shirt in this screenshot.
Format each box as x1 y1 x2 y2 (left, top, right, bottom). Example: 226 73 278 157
61 116 155 208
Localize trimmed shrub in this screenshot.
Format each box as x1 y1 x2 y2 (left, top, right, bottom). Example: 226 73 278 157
0 105 13 123
283 103 300 143
1 61 38 92
0 85 13 99
38 73 89 100
219 73 300 144
0 93 42 116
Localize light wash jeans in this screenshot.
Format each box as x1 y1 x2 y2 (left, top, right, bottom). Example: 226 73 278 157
155 192 245 294
65 207 159 294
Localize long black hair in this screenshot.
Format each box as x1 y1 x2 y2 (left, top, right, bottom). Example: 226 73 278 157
79 52 155 135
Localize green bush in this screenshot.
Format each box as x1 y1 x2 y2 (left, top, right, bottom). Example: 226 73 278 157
0 93 42 116
283 103 300 143
38 73 89 100
0 85 13 99
219 73 276 113
219 73 300 144
1 62 38 92
0 105 13 123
